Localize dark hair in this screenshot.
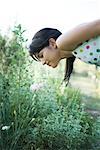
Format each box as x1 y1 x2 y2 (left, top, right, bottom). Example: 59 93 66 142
29 28 62 60
29 28 76 85
63 56 76 86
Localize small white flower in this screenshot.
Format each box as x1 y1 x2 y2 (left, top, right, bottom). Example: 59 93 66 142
30 83 44 92
30 118 35 123
2 126 10 130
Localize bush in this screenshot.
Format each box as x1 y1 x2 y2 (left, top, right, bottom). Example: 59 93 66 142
1 81 100 150
29 86 98 150
0 25 99 150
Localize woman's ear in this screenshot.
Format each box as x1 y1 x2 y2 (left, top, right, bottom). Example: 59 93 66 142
49 38 57 48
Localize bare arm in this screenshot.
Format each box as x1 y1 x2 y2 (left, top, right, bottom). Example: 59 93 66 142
56 19 100 51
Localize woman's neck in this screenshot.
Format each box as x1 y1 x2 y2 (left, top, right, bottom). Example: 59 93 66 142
60 50 73 59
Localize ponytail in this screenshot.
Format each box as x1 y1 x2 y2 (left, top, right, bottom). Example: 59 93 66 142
63 56 76 86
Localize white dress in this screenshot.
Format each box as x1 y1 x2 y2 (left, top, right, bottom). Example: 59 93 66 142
72 36 100 66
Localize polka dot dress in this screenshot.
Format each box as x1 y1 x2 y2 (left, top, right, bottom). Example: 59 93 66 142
72 36 100 66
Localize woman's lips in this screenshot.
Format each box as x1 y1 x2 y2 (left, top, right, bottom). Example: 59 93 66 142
46 62 51 66
46 62 57 68
48 64 51 66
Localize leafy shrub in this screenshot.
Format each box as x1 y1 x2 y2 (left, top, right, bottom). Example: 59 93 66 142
0 25 99 150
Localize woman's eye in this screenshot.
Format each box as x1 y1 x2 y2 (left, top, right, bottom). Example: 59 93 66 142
39 54 43 58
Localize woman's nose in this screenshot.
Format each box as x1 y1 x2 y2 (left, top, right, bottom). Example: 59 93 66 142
41 60 46 65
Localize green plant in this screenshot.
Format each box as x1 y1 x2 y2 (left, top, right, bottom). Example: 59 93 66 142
0 24 99 150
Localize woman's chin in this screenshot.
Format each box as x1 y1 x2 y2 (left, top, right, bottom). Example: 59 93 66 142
51 64 58 68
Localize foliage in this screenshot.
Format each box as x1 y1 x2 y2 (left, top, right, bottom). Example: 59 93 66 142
0 25 100 150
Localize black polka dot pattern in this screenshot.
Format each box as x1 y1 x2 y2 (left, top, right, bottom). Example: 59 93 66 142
88 61 92 64
96 49 100 52
72 36 100 66
74 52 77 54
94 58 97 61
90 52 93 55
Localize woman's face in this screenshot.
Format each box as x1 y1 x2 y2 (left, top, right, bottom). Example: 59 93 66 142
36 38 61 68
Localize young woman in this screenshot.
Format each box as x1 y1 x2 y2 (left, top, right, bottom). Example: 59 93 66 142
29 19 100 85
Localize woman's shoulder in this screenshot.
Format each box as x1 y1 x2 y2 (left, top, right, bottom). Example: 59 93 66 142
73 36 100 51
